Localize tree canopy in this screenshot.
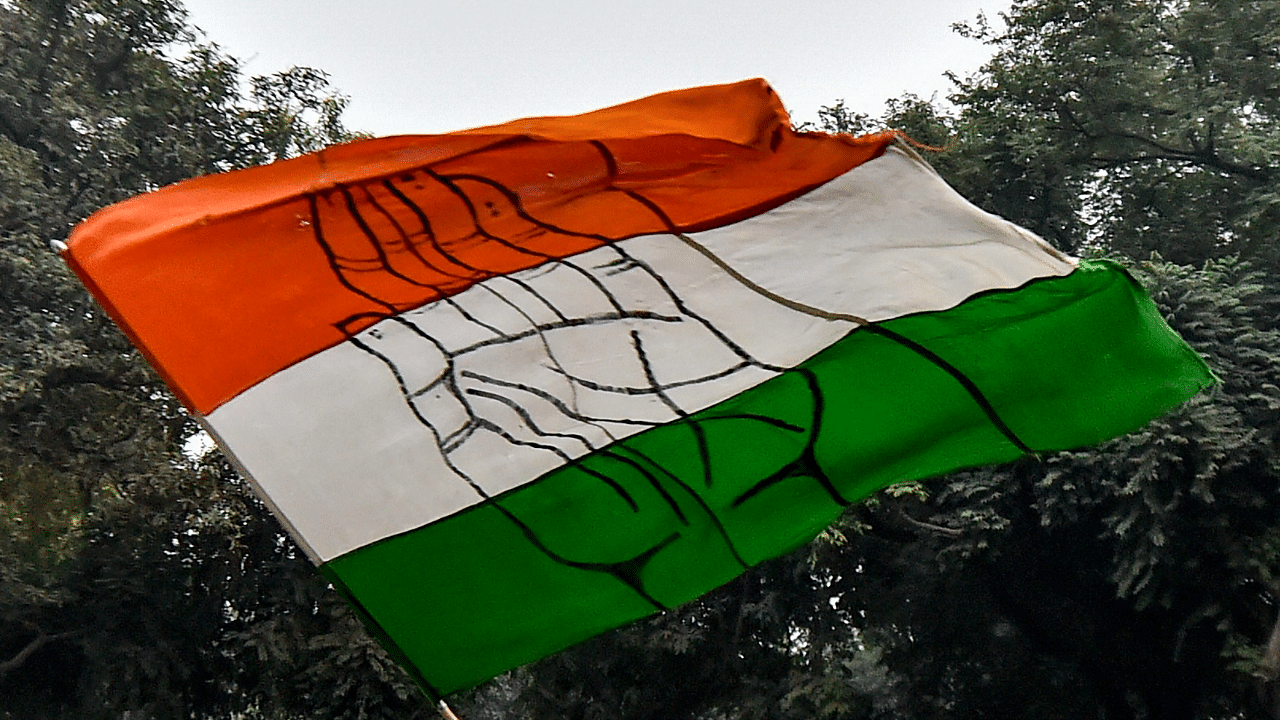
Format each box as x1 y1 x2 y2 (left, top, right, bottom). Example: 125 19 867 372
3 1 1279 719
1 2 418 718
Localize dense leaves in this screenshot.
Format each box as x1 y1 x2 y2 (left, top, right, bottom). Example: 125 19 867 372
0 2 415 719
504 3 1280 720
950 0 1280 262
3 0 1279 719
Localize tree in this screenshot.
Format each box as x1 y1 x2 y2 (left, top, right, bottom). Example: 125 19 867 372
6 0 1280 718
950 0 1280 263
498 2 1280 719
0 2 420 718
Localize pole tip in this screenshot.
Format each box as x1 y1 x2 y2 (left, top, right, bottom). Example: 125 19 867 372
50 239 69 253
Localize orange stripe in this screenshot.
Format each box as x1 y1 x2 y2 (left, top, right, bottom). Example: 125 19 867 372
66 79 895 415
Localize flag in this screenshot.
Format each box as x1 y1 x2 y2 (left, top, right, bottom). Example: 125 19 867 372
63 79 1214 698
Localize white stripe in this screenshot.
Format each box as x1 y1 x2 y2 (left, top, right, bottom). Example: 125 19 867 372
206 145 1075 562
684 144 1073 322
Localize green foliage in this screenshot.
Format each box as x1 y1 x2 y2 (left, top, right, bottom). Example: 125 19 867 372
0 1 415 718
951 0 1280 262
506 3 1280 720
4 0 1280 718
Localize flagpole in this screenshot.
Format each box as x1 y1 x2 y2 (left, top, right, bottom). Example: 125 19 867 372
436 700 463 720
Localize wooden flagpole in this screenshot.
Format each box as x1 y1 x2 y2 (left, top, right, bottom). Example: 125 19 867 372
436 700 463 720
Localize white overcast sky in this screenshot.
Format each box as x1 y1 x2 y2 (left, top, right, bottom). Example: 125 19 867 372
180 0 1010 138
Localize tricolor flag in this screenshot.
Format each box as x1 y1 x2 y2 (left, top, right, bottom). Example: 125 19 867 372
64 79 1213 697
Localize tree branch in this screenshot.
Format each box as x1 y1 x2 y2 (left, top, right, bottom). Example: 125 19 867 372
0 634 46 676
0 629 76 677
33 0 70 109
898 510 964 537
1258 583 1280 719
1056 100 1272 182
1106 130 1272 182
1263 607 1280 680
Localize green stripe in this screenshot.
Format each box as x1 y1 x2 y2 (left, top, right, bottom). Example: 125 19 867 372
321 259 1214 696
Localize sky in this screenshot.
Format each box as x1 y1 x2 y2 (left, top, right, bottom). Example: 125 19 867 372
180 0 1011 138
